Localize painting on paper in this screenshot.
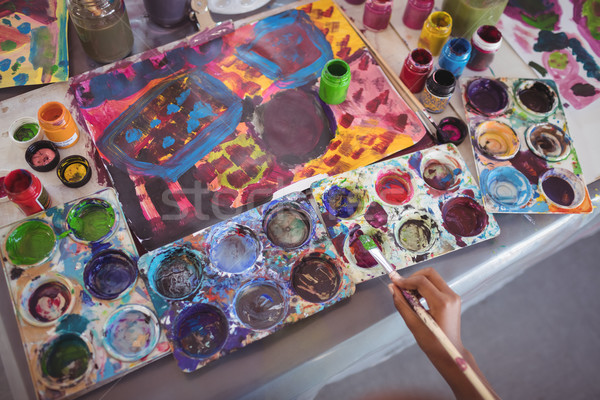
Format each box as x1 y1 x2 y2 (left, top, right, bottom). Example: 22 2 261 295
69 0 427 250
0 0 68 88
499 0 600 182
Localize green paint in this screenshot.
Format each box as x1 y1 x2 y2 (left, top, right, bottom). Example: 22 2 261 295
13 123 39 142
51 64 59 75
582 0 600 41
528 61 547 76
570 150 583 175
11 61 20 72
521 13 559 31
67 199 115 242
319 59 351 105
0 40 16 51
40 334 90 383
548 52 568 70
6 220 56 266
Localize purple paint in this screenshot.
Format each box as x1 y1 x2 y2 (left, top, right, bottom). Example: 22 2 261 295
83 250 137 300
441 196 488 237
174 303 229 358
364 201 388 230
436 117 467 145
347 225 381 269
541 176 575 206
509 151 549 185
466 78 509 115
291 253 341 303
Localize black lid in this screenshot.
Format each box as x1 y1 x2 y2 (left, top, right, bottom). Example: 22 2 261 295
427 69 456 96
57 155 91 188
436 117 468 145
25 140 60 172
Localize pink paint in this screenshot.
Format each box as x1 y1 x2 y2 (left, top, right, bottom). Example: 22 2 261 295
363 0 392 31
31 148 57 167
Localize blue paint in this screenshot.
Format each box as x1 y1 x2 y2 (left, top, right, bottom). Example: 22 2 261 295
187 100 216 133
80 290 95 307
322 185 361 219
408 152 423 174
210 226 260 273
480 166 532 210
83 250 137 300
163 136 175 148
2 19 11 27
438 38 471 78
174 303 228 358
13 73 28 85
125 128 142 143
0 59 10 71
176 88 191 105
150 118 161 128
17 22 31 34
16 56 25 63
56 314 90 334
167 103 180 115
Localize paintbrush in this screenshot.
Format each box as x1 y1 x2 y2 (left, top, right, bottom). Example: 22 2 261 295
358 235 496 400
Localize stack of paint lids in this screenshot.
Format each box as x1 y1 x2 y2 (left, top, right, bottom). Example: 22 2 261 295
461 77 592 214
0 188 170 400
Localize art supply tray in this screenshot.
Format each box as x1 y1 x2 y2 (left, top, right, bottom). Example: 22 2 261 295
460 77 592 214
0 188 170 400
310 144 500 283
137 191 355 372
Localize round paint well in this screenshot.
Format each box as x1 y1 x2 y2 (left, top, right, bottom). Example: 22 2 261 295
173 303 229 358
291 253 341 303
148 247 204 300
263 202 313 249
482 166 532 209
5 219 57 266
322 185 363 219
394 211 438 254
57 155 91 188
436 117 468 145
83 250 137 300
466 78 510 116
474 121 520 160
38 333 93 389
234 280 287 330
209 225 261 274
419 150 463 191
525 123 571 162
441 196 488 237
22 275 74 326
343 226 385 269
539 168 586 209
375 170 414 205
103 304 161 362
66 198 117 243
515 80 558 116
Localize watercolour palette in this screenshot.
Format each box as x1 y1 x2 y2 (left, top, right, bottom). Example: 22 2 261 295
0 188 170 400
137 191 355 372
461 77 592 214
310 144 500 283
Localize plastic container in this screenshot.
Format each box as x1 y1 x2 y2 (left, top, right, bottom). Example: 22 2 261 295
25 141 61 172
57 155 92 188
418 11 452 56
143 0 190 27
467 25 502 71
363 0 393 32
399 48 433 93
402 0 434 30
438 37 471 78
9 117 43 149
442 0 508 38
319 59 352 105
37 102 80 149
3 169 51 215
421 69 456 113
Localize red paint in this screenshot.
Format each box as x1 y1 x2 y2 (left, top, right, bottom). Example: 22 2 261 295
340 113 354 128
0 176 6 200
399 48 433 93
366 90 390 113
376 172 413 205
3 169 51 215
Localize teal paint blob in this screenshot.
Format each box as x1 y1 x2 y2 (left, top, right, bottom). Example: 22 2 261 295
5 220 56 266
57 314 90 334
187 101 216 132
66 198 116 242
125 128 142 143
40 333 91 386
150 118 161 128
17 22 30 34
176 88 191 105
167 103 180 114
163 136 175 148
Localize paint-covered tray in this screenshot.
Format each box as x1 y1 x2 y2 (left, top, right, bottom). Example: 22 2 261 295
461 77 592 214
0 188 170 400
310 144 500 283
137 191 355 372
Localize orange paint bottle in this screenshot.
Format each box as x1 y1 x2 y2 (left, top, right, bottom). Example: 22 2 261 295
37 102 80 149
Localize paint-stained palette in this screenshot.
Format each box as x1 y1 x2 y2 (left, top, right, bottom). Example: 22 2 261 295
137 192 355 372
311 144 500 283
461 77 592 213
0 188 170 400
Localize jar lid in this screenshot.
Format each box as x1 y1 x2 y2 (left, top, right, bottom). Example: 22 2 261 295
25 140 61 172
472 25 502 52
57 155 91 188
427 69 456 96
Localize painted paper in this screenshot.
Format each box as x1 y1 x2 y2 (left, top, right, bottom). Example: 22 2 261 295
0 188 170 400
136 191 355 372
68 0 427 250
0 0 68 88
310 144 500 283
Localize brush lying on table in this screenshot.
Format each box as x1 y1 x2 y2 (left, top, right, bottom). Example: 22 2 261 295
358 235 496 400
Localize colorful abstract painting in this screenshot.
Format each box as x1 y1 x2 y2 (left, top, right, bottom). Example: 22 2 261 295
69 0 427 250
0 0 68 88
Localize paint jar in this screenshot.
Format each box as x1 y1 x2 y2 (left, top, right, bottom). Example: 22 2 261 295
399 48 433 93
3 169 51 215
319 59 352 105
143 0 190 27
363 0 393 32
25 140 60 172
467 25 502 71
37 102 80 149
442 0 508 38
421 69 456 113
438 38 471 78
9 117 43 149
418 11 452 57
57 155 91 188
68 0 134 64
0 170 9 203
21 275 75 326
402 0 433 29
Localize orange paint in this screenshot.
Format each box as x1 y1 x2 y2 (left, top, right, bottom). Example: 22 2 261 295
37 102 80 149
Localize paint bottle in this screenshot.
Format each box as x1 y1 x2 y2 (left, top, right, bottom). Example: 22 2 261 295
402 0 434 30
438 38 471 78
467 25 502 71
363 0 393 32
442 0 508 38
68 0 134 64
3 169 51 215
143 0 191 27
319 59 352 105
418 11 452 57
37 102 80 149
421 69 456 113
399 48 433 93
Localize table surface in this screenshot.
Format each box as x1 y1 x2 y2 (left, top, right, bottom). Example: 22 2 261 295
1 1 599 399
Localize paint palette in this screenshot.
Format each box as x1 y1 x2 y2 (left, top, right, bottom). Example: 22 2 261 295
310 144 500 283
461 77 592 213
0 188 170 400
137 192 355 372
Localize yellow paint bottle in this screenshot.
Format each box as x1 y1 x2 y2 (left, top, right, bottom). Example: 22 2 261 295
418 11 452 57
37 102 80 149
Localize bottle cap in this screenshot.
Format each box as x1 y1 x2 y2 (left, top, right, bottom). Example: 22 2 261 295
427 69 456 96
472 25 502 52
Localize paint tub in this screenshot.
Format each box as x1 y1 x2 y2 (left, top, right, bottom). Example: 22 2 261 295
481 166 532 209
3 169 51 215
263 202 313 249
344 225 388 269
83 249 137 300
209 225 261 274
374 170 414 205
436 117 468 145
5 219 57 266
322 185 364 219
474 120 520 160
148 247 204 300
57 155 91 188
417 11 452 56
66 198 117 243
37 102 79 149
539 168 586 209
466 78 509 116
515 80 558 116
234 280 287 330
399 48 433 93
525 123 571 162
419 149 463 191
21 274 75 327
25 140 60 172
438 38 471 78
9 117 43 149
291 253 341 303
393 211 438 253
319 59 351 105
38 333 93 389
363 0 393 32
173 303 229 358
441 196 488 237
102 304 161 362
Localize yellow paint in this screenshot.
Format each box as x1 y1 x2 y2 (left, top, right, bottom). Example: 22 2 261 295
63 163 87 183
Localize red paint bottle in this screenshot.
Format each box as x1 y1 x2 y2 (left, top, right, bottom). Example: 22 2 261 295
399 48 433 93
467 25 502 71
3 169 51 215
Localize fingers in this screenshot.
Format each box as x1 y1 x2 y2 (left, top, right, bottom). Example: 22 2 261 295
401 267 454 296
388 283 420 326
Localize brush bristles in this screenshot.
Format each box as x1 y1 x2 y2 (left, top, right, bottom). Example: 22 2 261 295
359 235 377 250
